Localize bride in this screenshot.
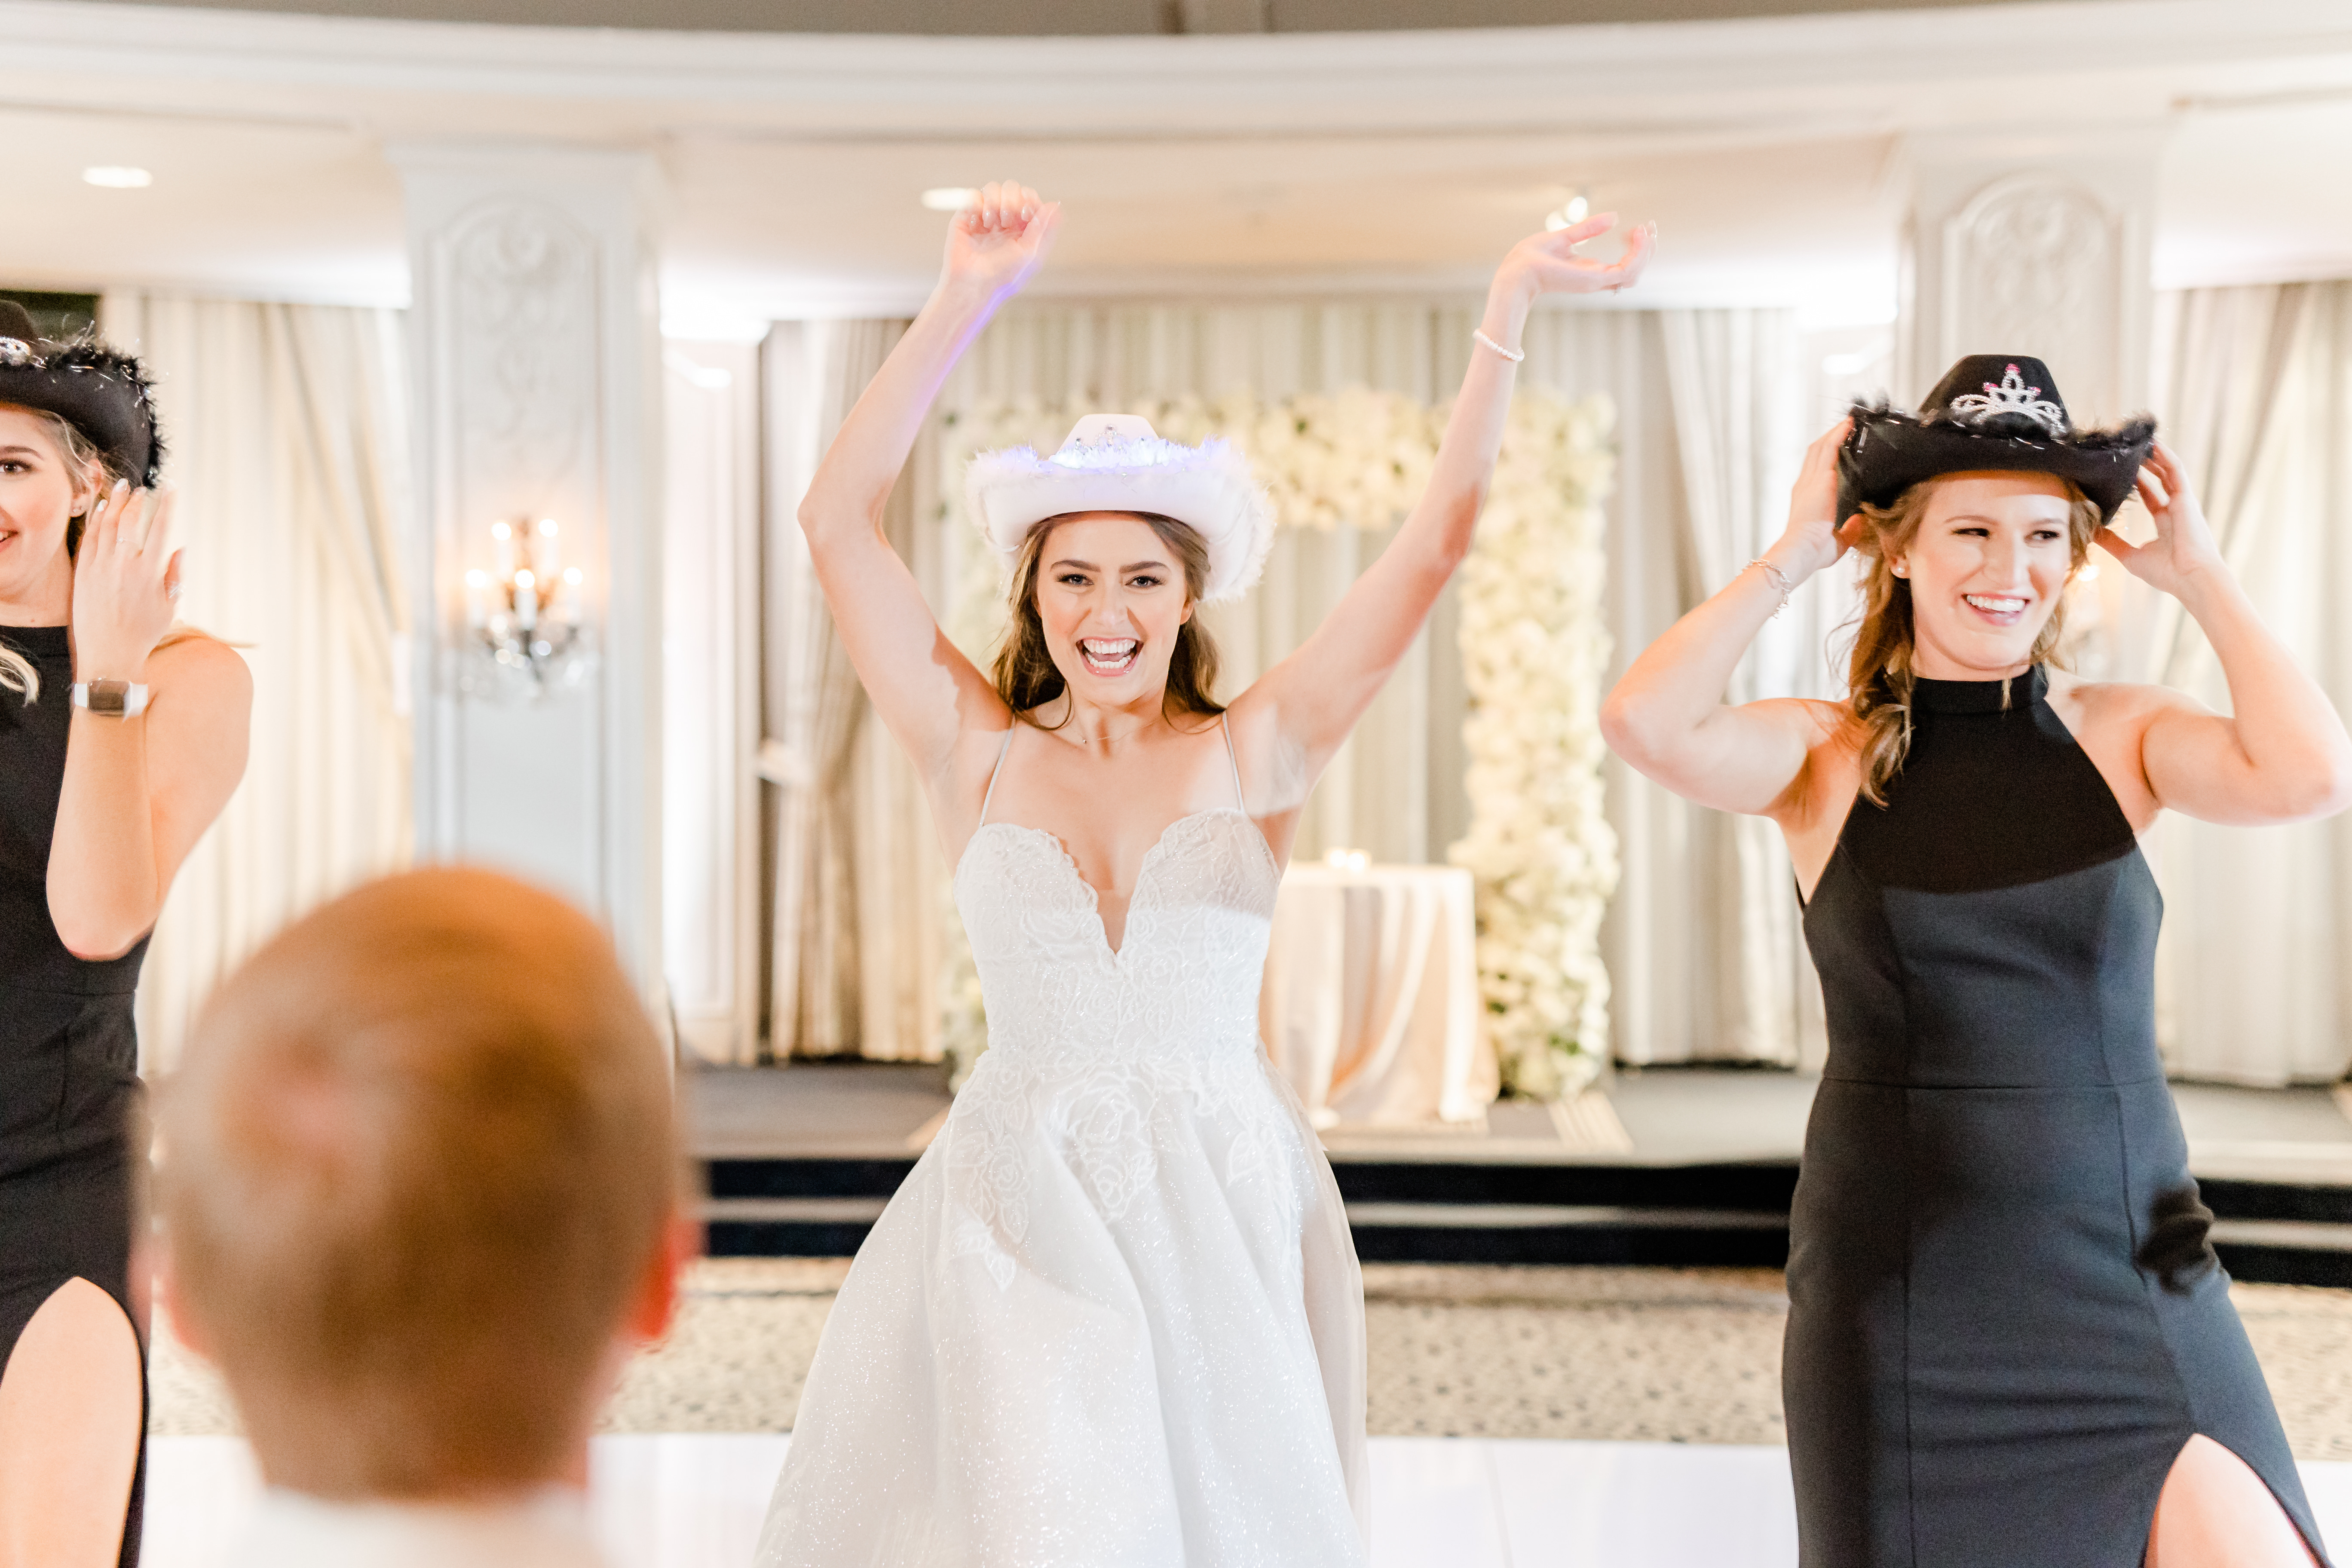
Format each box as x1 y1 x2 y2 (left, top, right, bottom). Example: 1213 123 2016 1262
755 181 1652 1567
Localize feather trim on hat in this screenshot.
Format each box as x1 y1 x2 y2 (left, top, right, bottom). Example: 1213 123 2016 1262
1838 393 2155 525
47 339 167 489
964 424 1276 606
1851 396 2156 455
0 307 165 489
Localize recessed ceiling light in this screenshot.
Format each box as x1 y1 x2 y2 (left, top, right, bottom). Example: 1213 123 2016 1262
83 166 153 189
919 187 976 212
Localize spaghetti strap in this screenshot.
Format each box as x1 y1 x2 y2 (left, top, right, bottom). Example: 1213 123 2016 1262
1219 713 1246 812
978 727 1015 826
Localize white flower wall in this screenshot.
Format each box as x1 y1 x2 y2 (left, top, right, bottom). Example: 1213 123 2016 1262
1447 395 1620 1098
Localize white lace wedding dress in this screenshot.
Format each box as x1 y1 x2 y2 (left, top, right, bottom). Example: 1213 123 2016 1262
756 719 1369 1568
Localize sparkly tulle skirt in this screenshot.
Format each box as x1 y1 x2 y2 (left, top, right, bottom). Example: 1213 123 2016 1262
753 1040 1368 1568
757 810 1369 1565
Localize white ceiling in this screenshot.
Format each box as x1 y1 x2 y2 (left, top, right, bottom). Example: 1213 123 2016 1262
4 0 2351 328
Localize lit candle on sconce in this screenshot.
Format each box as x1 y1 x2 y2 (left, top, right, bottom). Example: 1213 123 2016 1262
461 515 592 700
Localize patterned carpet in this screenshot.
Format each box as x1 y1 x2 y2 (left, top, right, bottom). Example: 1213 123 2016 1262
149 1260 2352 1458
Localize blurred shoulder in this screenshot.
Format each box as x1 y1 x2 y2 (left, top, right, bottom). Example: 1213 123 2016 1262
150 631 253 712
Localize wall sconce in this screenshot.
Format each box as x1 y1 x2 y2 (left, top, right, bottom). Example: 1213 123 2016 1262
458 517 594 700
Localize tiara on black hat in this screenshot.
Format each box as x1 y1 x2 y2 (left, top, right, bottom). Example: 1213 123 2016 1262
1835 354 2153 526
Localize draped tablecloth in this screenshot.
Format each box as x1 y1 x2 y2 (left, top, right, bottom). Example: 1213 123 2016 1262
1259 861 1498 1129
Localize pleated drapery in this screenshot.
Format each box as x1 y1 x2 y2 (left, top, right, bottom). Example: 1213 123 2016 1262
1650 310 1830 1069
100 295 414 1072
2130 283 2352 1084
761 319 945 1062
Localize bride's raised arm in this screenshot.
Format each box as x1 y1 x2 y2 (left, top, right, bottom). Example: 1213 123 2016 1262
794 181 1061 793
1230 214 1653 811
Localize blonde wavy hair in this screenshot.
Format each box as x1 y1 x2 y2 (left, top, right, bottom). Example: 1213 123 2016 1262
1844 475 2104 804
0 407 199 705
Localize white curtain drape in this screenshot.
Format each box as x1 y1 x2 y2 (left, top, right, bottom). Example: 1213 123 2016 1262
1509 307 1824 1069
101 294 413 1072
2126 282 2352 1084
1637 311 1829 1068
758 299 1813 1068
761 318 943 1061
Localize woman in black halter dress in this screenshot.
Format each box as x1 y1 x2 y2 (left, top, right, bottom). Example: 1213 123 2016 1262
1604 355 2352 1567
0 301 251 1565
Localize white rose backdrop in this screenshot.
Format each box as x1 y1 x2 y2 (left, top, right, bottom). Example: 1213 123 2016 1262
935 388 1618 1100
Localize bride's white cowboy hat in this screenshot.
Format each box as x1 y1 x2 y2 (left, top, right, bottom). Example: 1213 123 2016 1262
965 414 1275 606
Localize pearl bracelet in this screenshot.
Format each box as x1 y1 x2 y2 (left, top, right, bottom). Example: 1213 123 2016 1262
1472 328 1525 363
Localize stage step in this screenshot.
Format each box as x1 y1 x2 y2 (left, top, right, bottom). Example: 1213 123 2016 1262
700 1154 2352 1285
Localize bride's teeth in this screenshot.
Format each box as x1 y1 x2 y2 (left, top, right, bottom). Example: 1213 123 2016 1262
1966 595 2026 613
1078 637 1139 673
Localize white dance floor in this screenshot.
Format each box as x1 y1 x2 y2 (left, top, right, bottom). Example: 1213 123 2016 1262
145 1433 2352 1568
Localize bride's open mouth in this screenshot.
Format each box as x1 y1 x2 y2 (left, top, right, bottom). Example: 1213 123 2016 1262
1077 637 1141 678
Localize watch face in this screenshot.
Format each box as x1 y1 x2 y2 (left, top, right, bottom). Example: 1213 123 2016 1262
86 680 127 714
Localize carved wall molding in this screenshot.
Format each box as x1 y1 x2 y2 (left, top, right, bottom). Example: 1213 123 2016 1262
448 198 599 527
1940 170 2123 418
394 145 666 1008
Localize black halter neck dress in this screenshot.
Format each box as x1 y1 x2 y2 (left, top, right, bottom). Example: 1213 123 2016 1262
1787 665 2328 1567
0 625 149 1566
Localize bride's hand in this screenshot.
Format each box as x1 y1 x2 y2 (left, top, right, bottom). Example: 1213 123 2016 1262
940 181 1063 307
1766 418 1866 581
1492 212 1656 308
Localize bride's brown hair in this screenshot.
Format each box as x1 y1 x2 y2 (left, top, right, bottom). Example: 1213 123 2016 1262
1844 475 2102 804
992 512 1226 723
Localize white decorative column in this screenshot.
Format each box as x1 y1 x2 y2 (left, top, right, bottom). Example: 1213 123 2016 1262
1898 125 2168 422
392 144 666 1005
662 340 763 1065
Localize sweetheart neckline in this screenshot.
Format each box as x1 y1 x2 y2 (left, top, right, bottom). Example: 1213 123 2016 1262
955 808 1280 961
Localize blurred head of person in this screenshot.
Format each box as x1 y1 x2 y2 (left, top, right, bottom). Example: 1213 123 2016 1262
159 867 688 1501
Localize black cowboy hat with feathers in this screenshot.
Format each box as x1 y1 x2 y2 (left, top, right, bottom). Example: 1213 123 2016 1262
0 298 163 489
1837 354 2154 527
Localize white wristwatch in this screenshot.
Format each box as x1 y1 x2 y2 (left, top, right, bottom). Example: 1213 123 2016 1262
71 680 150 718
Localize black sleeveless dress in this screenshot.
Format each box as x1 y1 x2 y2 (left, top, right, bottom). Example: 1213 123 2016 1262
1787 666 2328 1568
0 625 149 1566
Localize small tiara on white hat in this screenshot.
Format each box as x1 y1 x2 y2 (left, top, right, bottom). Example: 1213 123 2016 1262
963 414 1276 606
